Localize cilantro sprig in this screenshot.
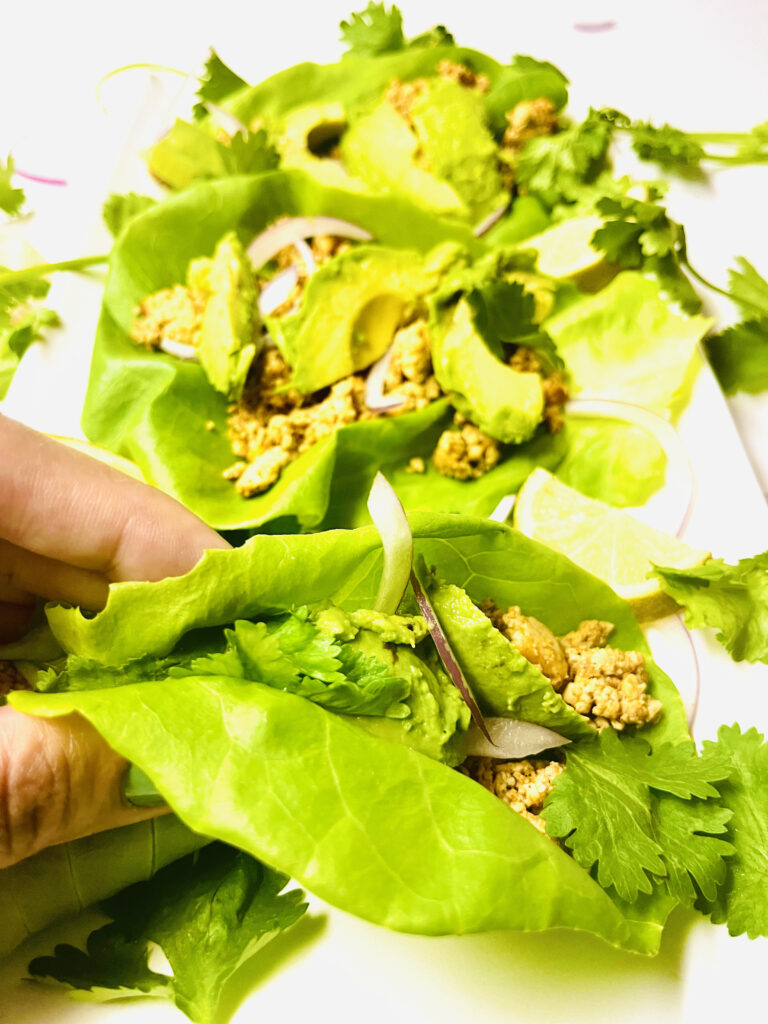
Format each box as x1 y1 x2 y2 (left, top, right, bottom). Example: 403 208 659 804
543 729 732 905
0 155 25 217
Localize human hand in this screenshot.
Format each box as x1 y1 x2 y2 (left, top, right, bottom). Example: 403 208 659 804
0 414 230 868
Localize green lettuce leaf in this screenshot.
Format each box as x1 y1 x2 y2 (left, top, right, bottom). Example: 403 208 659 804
0 817 208 959
545 271 710 417
148 45 567 191
555 416 667 507
542 729 732 903
13 515 692 953
697 724 768 937
82 171 566 532
30 844 306 1024
653 552 768 663
102 192 157 238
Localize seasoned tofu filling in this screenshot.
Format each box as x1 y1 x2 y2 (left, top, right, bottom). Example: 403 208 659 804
462 600 662 833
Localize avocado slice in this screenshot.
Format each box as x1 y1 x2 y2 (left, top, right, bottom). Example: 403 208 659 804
428 583 594 741
341 628 470 766
267 243 442 394
196 232 260 400
275 102 366 192
430 297 544 444
341 79 507 224
341 102 466 219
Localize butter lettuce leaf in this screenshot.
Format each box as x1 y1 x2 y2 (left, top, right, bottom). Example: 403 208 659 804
653 552 768 663
556 417 667 507
13 515 693 953
697 724 768 937
30 844 307 1024
545 272 710 418
82 171 566 532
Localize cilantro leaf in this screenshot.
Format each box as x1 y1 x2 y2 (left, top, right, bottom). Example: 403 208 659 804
340 3 405 57
705 318 768 395
465 279 563 369
629 122 707 172
0 304 59 399
192 50 247 121
407 24 455 48
543 729 732 904
651 793 732 905
219 128 279 175
514 108 613 208
0 155 25 217
728 257 768 318
102 192 157 238
30 844 307 1024
184 611 411 718
697 724 768 937
654 552 768 663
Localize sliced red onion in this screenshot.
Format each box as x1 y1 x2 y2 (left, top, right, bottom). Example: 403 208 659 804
573 20 617 32
258 266 300 317
158 338 199 361
367 472 413 615
365 343 406 413
410 570 492 742
488 493 517 524
466 717 569 759
14 170 67 187
247 217 373 271
566 398 695 538
203 101 249 138
294 239 316 277
473 199 510 238
643 614 701 729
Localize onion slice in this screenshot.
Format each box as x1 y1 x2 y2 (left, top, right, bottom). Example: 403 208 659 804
473 199 510 238
258 266 299 317
410 570 492 742
294 239 316 277
247 217 374 271
365 343 406 412
566 398 695 538
466 717 569 759
158 338 199 361
203 101 249 138
643 613 700 729
488 493 516 524
367 472 413 614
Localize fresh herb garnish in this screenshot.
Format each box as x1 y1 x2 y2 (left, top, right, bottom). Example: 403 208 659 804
0 155 25 217
192 49 248 120
340 2 406 56
29 844 307 1024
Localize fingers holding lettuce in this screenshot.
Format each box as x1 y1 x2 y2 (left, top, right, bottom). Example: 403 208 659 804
0 413 229 867
7 503 764 959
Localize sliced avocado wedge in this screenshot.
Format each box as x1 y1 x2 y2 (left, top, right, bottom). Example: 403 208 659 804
341 102 466 219
430 297 544 444
268 243 441 394
196 232 260 400
428 583 594 741
409 78 508 224
276 102 366 192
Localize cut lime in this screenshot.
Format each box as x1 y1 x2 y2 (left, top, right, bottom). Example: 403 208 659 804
513 468 711 621
525 215 607 284
48 435 145 482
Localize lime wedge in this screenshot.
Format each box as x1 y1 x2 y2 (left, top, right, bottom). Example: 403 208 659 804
47 435 146 482
525 215 606 283
513 468 711 621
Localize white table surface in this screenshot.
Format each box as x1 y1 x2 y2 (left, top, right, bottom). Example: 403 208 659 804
1 2 768 1022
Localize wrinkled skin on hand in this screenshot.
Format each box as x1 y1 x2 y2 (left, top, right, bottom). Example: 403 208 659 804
0 707 163 868
0 414 229 867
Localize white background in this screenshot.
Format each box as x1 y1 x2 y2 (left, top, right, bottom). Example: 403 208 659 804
1 1 768 1021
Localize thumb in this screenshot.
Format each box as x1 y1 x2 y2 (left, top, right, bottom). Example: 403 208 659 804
0 706 165 870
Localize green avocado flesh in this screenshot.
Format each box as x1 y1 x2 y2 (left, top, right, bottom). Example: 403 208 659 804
428 583 594 740
195 231 260 399
268 244 439 393
430 297 544 443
